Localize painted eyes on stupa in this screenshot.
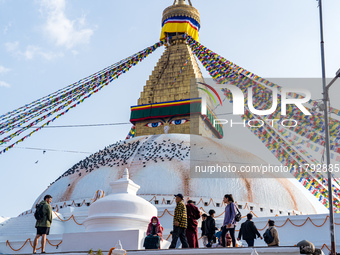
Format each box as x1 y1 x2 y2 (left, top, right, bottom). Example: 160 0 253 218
145 119 189 128
170 119 188 125
145 122 163 128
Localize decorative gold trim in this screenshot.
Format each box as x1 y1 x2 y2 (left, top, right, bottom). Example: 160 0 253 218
162 5 200 25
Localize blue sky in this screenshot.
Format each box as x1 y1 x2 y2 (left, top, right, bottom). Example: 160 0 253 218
1 0 340 217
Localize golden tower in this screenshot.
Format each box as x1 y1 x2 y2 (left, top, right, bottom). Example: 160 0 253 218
130 0 223 139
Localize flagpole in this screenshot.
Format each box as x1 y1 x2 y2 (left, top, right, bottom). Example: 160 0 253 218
317 0 336 254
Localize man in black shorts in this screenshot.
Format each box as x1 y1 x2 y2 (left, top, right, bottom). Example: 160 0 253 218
33 195 53 254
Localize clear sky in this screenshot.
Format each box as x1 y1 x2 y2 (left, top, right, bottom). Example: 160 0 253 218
1 0 340 217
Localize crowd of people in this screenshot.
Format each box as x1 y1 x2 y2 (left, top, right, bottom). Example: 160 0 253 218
34 194 279 252
144 193 280 249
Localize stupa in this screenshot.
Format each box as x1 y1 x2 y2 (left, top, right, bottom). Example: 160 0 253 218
29 0 317 213
0 1 321 253
31 0 317 233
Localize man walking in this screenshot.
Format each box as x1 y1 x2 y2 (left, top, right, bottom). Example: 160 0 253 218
185 200 200 248
33 195 53 254
169 194 189 249
264 220 279 246
237 213 262 247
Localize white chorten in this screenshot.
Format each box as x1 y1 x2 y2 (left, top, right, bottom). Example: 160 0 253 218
83 168 157 232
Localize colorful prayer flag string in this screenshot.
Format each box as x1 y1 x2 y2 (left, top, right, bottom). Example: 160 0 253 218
0 40 165 155
184 34 340 211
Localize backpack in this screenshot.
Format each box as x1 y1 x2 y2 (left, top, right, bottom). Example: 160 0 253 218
230 203 242 222
235 208 242 222
34 203 44 221
263 228 274 244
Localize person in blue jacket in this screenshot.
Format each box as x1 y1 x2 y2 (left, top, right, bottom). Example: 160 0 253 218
221 194 237 247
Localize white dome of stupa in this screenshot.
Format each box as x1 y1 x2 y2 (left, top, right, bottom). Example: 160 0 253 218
33 134 316 214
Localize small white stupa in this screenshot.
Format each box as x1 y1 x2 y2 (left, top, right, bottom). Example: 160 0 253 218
62 168 157 252
84 168 157 231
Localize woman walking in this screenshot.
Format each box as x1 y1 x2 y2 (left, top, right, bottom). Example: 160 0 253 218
221 194 237 247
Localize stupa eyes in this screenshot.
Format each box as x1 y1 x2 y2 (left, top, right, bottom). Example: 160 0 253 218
145 122 163 128
171 119 188 125
145 119 189 128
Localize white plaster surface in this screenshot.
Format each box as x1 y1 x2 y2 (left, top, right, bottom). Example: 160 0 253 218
33 134 317 214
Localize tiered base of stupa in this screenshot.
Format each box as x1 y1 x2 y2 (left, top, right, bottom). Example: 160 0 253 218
1 212 338 254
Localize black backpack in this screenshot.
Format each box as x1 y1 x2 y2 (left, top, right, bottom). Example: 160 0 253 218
34 203 44 221
230 203 242 222
263 228 274 244
235 208 242 222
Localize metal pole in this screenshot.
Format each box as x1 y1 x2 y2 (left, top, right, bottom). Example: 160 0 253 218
318 0 336 254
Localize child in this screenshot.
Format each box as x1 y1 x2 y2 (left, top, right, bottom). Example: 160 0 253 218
201 214 208 246
215 228 222 246
144 216 163 249
206 210 217 247
226 233 233 247
215 229 232 247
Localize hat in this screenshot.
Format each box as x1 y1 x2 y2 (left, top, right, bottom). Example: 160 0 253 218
174 194 184 199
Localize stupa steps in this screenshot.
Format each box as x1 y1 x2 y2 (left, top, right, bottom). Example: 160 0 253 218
0 216 36 235
137 42 203 106
12 247 302 255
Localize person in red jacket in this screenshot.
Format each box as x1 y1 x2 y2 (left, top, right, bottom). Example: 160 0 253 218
185 200 201 248
144 216 163 249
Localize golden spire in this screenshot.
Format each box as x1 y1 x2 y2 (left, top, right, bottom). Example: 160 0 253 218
160 0 200 42
173 0 191 5
129 0 222 139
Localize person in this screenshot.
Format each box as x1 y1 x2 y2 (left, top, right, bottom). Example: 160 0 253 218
266 220 279 246
215 227 222 246
185 200 200 248
33 195 53 254
225 233 233 247
206 209 217 247
144 216 163 249
201 214 208 246
221 194 237 247
169 194 189 249
237 213 262 247
214 228 231 247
